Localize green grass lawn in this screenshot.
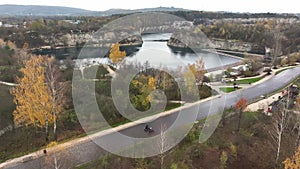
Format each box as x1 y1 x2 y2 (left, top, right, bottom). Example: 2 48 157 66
219 87 241 93
230 77 263 84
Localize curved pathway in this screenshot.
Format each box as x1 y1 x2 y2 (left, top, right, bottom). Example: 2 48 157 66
1 66 300 169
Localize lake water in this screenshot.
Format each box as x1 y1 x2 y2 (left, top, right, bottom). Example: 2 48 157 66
125 33 240 70
34 33 241 71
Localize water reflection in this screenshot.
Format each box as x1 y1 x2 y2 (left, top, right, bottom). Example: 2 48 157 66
33 33 240 70
126 33 240 70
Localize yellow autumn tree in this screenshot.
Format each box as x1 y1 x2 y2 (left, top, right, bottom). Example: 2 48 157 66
109 42 126 64
183 66 198 101
188 57 206 86
130 75 156 111
10 55 53 141
283 146 300 169
148 76 156 90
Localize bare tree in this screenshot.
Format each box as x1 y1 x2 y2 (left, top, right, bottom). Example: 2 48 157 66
272 31 283 67
44 142 75 169
45 56 67 140
269 105 290 164
45 151 65 169
293 97 300 148
157 123 173 169
294 116 300 148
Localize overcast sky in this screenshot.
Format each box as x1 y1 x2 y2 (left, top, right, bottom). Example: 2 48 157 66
0 0 299 13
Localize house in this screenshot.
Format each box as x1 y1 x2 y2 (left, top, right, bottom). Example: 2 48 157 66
230 64 249 76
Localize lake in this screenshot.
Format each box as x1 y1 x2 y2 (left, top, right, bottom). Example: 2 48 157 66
126 33 240 70
33 33 241 71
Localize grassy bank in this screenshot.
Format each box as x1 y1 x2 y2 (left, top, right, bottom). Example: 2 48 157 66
76 110 297 169
219 87 241 93
230 77 263 84
275 67 293 75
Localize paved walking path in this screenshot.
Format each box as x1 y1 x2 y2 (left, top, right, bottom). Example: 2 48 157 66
246 92 283 113
216 49 265 58
208 66 295 94
0 65 299 169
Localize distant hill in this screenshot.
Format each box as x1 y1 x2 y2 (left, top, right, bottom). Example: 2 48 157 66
98 7 189 16
0 5 188 16
0 4 91 16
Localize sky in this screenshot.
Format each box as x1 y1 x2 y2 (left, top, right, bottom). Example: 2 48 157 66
0 0 299 13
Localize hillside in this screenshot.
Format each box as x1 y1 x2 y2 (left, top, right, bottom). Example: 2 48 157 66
0 5 188 16
0 4 91 16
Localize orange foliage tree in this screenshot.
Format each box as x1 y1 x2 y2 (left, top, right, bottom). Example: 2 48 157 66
234 98 247 132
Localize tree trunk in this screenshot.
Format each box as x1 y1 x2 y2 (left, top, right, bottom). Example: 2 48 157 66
276 132 282 164
45 118 49 142
160 155 164 169
222 111 226 126
54 153 58 169
237 109 242 132
54 116 57 141
296 128 300 148
80 67 84 79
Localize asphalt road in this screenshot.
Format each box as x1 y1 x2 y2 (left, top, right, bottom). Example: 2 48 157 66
2 66 300 169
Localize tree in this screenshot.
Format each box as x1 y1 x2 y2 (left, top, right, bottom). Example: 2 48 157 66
183 68 198 100
243 56 263 74
130 75 156 111
109 42 126 65
10 55 53 141
283 146 300 169
272 31 283 67
188 58 206 86
44 141 76 169
281 57 288 66
234 98 247 132
270 105 290 164
294 98 300 147
156 123 173 169
45 56 66 140
148 76 156 90
220 151 228 169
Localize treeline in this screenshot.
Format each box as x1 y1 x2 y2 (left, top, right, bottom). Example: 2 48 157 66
0 15 119 48
200 20 300 54
170 11 298 21
0 11 298 53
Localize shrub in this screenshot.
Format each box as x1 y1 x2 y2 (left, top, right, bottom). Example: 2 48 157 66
220 151 228 169
170 163 178 169
229 142 238 160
